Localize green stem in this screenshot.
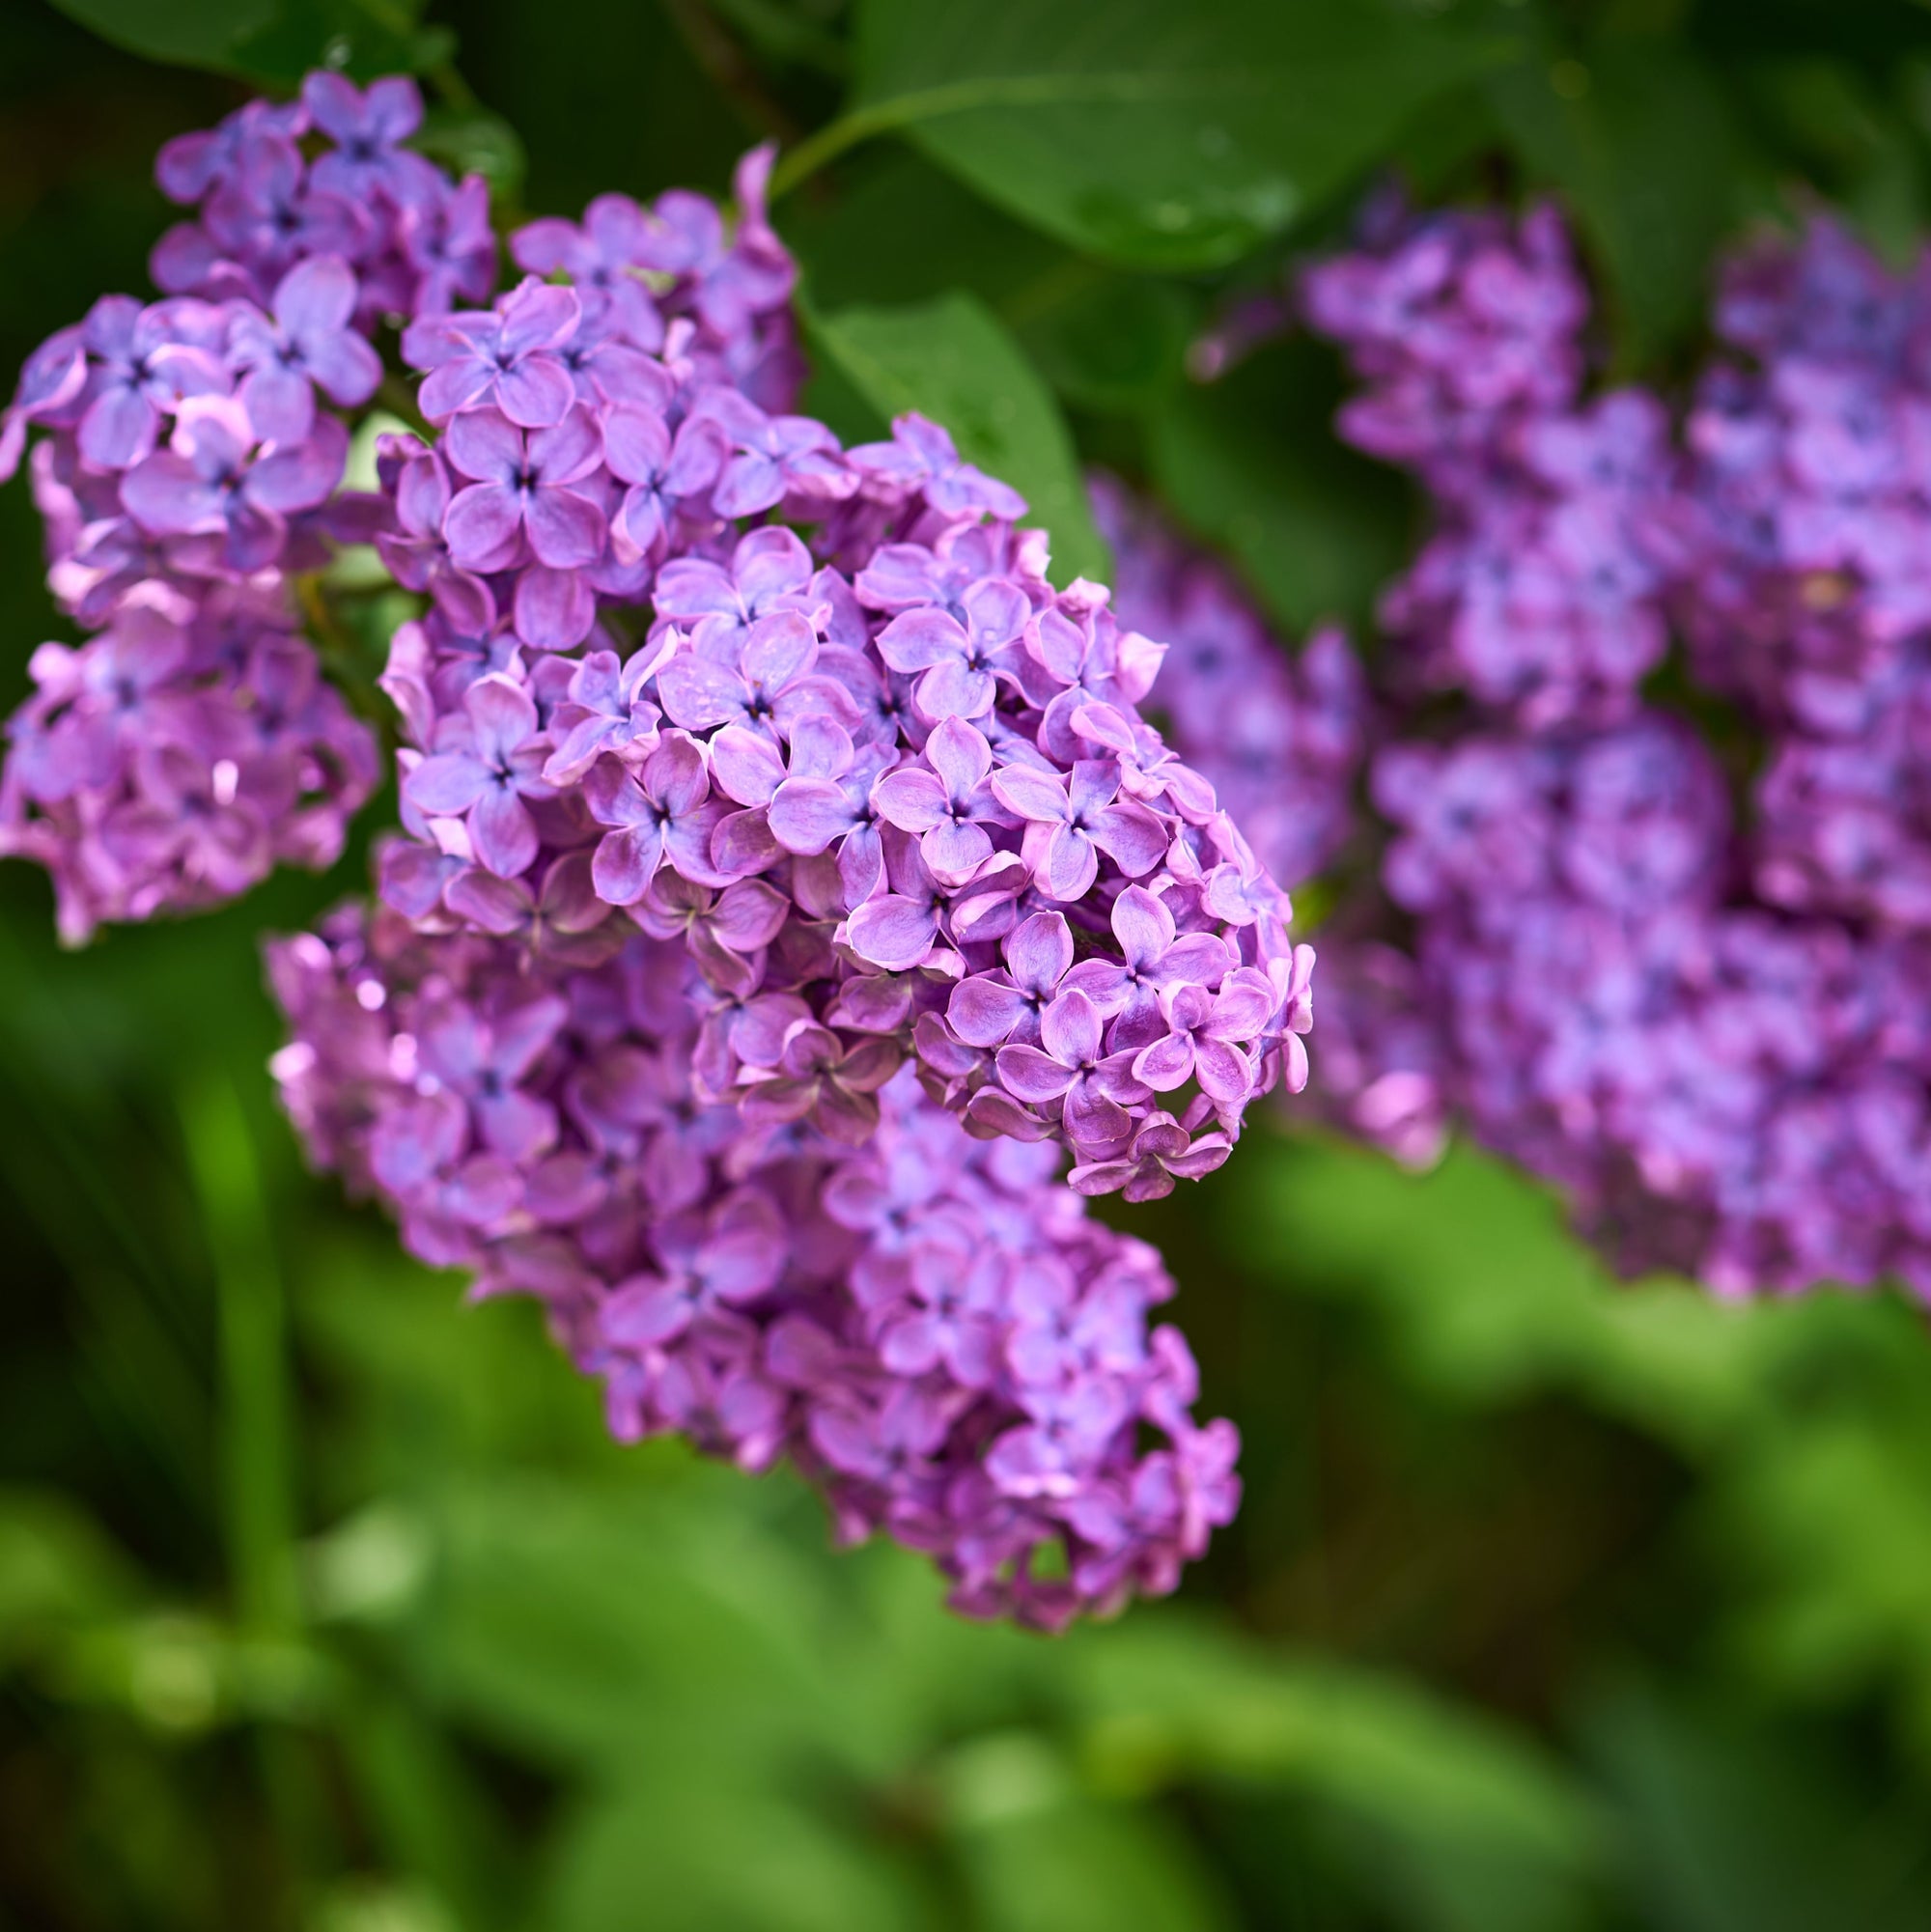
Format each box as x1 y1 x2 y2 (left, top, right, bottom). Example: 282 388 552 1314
182 1079 298 1638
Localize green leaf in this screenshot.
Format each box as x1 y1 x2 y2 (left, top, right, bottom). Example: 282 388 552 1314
811 291 1110 581
1148 337 1412 632
834 0 1513 270
1488 33 1748 365
1218 1132 1826 1448
45 0 449 83
1581 1681 1931 1932
43 0 277 70
1069 1616 1605 1932
542 1773 921 1932
0 1488 140 1666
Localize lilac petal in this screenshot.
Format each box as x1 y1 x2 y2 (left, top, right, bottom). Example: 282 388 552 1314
524 487 604 569
710 878 789 951
925 714 993 795
1093 801 1170 877
446 407 527 485
1040 989 1103 1066
876 606 966 673
239 365 315 446
1132 1033 1195 1093
658 658 749 732
990 764 1069 824
121 451 222 533
602 404 670 482
305 327 382 407
78 386 158 470
1111 884 1175 966
445 483 525 569
445 869 534 935
248 423 347 511
914 658 996 720
921 820 992 882
769 776 861 854
405 750 489 814
845 895 938 970
1037 825 1099 901
592 825 663 904
515 563 597 651
947 976 1032 1047
470 788 539 877
993 1045 1076 1105
277 254 356 335
495 356 575 428
1006 910 1074 994
709 726 786 807
873 768 946 833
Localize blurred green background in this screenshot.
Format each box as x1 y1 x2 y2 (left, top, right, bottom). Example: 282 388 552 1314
11 1 1931 1926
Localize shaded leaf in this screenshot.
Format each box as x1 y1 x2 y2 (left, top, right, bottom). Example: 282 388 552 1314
845 0 1513 270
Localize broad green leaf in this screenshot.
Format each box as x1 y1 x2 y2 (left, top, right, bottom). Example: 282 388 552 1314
840 0 1513 270
1148 338 1411 632
812 292 1109 580
1489 33 1748 365
43 0 276 70
46 0 448 82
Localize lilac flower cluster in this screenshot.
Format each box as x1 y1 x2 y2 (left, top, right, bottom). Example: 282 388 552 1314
371 209 1312 1191
1303 199 1677 728
1228 202 1931 1295
0 77 1345 1615
268 904 1240 1627
0 72 514 938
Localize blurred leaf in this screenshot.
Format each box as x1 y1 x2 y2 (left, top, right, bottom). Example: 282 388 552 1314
1149 338 1411 631
836 0 1512 270
43 0 278 70
413 1474 871 1773
542 1771 924 1932
1070 1615 1605 1932
1489 31 1747 365
413 105 528 201
1717 1380 1931 1749
1581 1680 1931 1932
1016 272 1197 417
0 1487 140 1663
950 1780 1235 1931
1220 1134 1817 1446
46 0 450 83
812 291 1110 579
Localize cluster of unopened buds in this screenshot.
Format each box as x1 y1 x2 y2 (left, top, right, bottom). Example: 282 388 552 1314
0 74 1321 1623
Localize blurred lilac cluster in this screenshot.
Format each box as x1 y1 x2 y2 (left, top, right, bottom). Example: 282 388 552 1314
269 905 1238 1627
1121 199 1931 1295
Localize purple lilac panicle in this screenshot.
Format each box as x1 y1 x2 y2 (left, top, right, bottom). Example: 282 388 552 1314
374 190 1314 1191
267 904 1240 1627
1276 202 1931 1294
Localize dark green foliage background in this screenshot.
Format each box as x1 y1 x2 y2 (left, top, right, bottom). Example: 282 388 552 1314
7 2 1931 1925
